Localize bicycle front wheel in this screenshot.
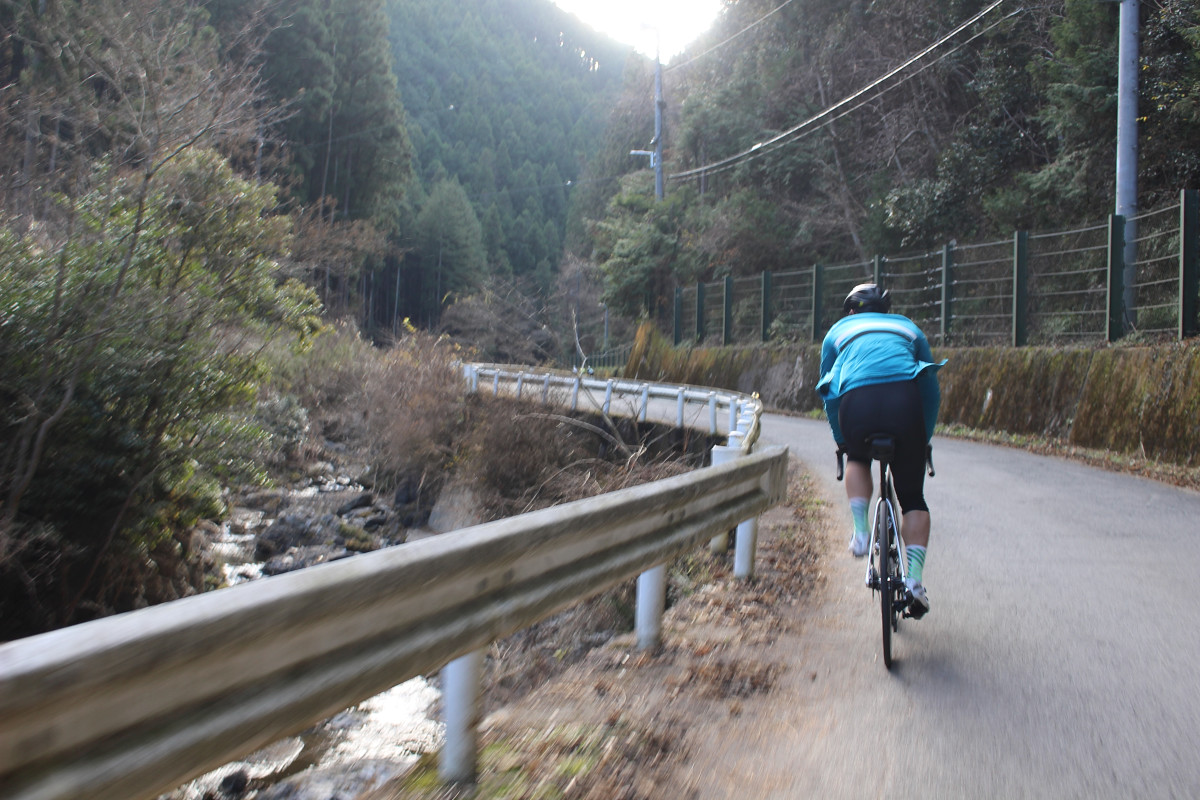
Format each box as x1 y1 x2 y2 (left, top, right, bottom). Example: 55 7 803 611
876 498 893 668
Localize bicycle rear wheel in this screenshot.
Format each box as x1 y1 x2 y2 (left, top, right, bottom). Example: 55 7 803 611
876 497 893 668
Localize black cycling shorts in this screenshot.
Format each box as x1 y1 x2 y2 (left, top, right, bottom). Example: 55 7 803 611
839 379 929 513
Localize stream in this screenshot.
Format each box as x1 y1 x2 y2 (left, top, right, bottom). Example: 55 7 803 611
160 479 446 800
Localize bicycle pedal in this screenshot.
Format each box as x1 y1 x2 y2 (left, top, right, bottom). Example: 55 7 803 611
903 591 928 620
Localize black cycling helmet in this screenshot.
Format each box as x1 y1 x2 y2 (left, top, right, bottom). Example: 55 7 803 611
843 283 891 314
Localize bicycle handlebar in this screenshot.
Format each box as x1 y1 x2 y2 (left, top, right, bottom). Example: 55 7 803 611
835 443 935 480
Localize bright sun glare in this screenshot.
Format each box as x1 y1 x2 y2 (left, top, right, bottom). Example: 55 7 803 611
550 0 724 61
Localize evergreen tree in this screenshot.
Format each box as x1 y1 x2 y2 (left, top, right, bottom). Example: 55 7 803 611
413 178 486 321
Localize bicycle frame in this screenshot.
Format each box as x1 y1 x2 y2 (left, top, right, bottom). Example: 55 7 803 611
836 439 935 668
867 459 908 588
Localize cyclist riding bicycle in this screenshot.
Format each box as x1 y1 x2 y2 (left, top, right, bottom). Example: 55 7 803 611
817 283 945 617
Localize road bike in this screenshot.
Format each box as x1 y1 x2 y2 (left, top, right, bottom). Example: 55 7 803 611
838 436 934 668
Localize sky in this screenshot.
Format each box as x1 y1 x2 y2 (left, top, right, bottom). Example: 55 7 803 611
550 0 724 61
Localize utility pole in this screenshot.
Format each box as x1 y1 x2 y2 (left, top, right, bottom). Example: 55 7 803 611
1115 0 1139 330
631 27 665 201
653 36 664 201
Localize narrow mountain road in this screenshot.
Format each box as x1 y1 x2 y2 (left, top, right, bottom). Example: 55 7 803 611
675 413 1200 798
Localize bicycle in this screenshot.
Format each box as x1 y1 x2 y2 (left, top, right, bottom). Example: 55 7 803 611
837 436 934 668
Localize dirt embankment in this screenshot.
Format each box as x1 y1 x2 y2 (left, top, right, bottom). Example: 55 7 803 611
368 460 828 800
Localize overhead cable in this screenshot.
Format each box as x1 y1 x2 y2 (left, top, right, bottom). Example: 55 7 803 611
665 0 798 73
669 0 1013 181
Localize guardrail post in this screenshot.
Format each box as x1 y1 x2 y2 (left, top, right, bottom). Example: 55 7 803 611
733 508 759 580
708 445 736 553
571 376 581 411
541 375 551 403
709 444 760 578
467 365 479 393
761 271 773 342
439 648 485 784
728 397 738 434
1012 231 1029 347
811 264 824 343
1181 189 1199 340
603 380 614 415
636 565 666 650
677 389 686 427
674 287 683 346
492 370 501 396
515 372 525 400
940 243 954 344
640 384 649 422
696 282 706 343
1107 214 1127 342
723 275 734 345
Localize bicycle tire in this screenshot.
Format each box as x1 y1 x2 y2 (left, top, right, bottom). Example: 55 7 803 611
887 501 902 635
877 497 893 668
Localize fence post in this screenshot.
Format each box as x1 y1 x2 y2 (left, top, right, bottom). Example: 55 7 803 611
941 243 954 344
873 255 884 286
761 270 773 342
1012 231 1029 347
1181 189 1199 340
1107 214 1127 342
811 264 825 343
439 649 485 784
723 276 734 345
674 287 683 346
696 282 706 343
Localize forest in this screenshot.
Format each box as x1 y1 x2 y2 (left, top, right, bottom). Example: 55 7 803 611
583 0 1200 321
1 0 1197 635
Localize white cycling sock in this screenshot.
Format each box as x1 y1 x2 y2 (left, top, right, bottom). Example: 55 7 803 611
906 545 927 583
849 497 869 537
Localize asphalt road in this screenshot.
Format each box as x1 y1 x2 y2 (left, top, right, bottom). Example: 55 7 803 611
683 413 1200 799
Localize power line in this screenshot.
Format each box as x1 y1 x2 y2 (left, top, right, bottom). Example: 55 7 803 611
665 0 798 73
669 0 1015 182
687 9 1021 181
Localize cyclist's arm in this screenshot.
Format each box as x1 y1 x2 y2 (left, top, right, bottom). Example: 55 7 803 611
912 329 941 442
824 394 846 446
818 327 845 444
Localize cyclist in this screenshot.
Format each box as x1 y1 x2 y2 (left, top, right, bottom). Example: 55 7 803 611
816 283 944 617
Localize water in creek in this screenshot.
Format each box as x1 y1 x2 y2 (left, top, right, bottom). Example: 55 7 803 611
162 485 444 800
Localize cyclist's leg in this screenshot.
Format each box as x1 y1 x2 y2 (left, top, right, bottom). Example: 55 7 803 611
878 381 932 615
901 510 929 549
837 387 876 556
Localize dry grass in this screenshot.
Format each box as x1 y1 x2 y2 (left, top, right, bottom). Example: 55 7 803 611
371 459 825 800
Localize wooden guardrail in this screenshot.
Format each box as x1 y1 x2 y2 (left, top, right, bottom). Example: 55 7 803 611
0 369 786 799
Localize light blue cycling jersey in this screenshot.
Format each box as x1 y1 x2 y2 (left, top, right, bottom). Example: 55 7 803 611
816 311 945 445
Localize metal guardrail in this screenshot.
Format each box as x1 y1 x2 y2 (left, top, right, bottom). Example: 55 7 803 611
466 363 763 453
0 372 785 800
